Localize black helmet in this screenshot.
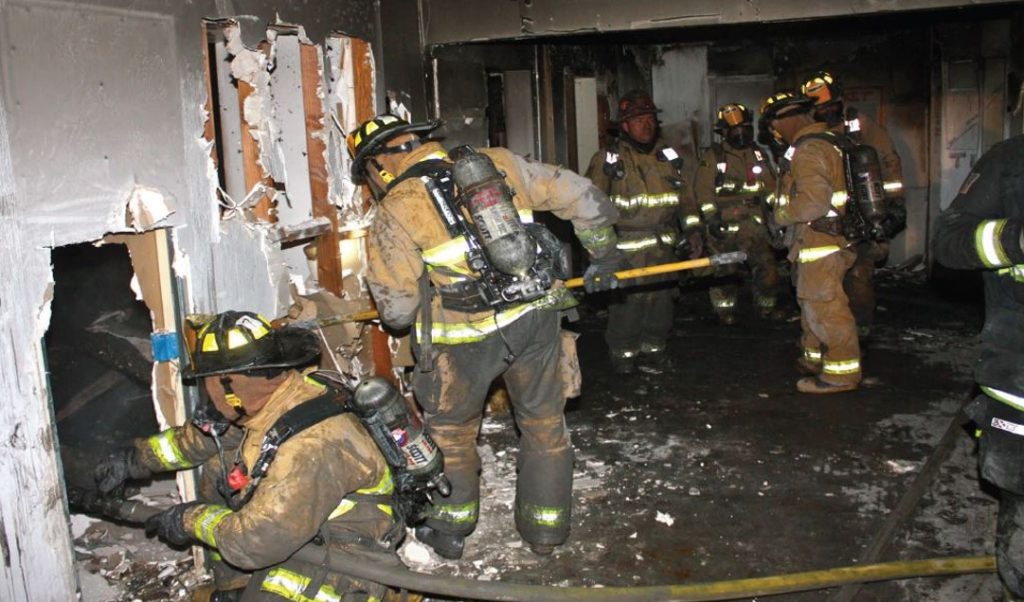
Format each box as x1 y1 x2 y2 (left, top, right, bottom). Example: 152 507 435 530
759 91 815 121
347 115 440 178
187 311 319 378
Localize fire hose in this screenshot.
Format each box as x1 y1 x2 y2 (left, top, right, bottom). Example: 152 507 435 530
70 492 994 602
317 253 748 326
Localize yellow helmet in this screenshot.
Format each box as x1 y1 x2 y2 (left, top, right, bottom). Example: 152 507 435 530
801 71 843 106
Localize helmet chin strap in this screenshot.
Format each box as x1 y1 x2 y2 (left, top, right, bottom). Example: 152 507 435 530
220 375 247 417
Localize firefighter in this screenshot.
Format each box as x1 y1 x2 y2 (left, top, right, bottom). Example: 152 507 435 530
94 311 401 601
933 135 1024 600
585 89 700 374
760 92 862 394
802 71 906 336
694 102 782 323
348 115 622 558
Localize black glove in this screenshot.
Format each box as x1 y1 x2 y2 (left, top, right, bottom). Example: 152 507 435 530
675 231 704 260
583 248 629 293
145 501 203 547
705 215 727 240
765 212 787 250
95 446 151 496
879 203 907 239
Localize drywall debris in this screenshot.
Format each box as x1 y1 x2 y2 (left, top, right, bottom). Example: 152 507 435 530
655 511 675 526
224 24 288 185
126 186 175 231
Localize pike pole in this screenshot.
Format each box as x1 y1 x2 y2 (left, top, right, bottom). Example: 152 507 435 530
317 252 747 325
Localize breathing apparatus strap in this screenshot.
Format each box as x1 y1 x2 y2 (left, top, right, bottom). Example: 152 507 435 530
220 392 344 511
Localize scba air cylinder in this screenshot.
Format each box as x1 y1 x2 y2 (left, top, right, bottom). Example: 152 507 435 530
848 144 887 225
451 148 536 277
351 377 449 495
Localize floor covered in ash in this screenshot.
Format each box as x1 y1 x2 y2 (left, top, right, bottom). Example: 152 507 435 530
71 268 1004 601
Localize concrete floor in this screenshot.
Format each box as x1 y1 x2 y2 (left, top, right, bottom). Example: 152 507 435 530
402 271 1004 601
70 270 1005 601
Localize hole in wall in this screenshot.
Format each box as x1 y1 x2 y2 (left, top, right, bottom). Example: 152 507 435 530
46 241 195 600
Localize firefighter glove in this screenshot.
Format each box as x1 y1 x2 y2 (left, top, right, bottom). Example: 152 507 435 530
879 202 907 239
584 248 629 293
675 231 703 260
95 446 152 496
705 214 728 240
145 501 203 547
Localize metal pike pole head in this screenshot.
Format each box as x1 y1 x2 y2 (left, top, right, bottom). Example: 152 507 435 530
709 251 748 266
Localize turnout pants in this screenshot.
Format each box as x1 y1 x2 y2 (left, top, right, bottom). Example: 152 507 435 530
707 219 781 317
842 240 887 330
605 239 677 357
967 392 1024 597
796 248 862 385
413 309 573 546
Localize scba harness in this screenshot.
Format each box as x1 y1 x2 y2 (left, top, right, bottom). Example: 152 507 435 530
192 373 447 546
396 147 568 314
783 131 889 242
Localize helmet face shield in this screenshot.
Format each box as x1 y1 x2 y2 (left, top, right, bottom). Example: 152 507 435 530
800 71 841 106
719 104 749 127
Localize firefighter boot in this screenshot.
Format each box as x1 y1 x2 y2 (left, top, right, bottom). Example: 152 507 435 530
610 351 638 375
530 543 557 556
796 377 858 394
415 525 465 560
795 357 821 376
638 344 670 375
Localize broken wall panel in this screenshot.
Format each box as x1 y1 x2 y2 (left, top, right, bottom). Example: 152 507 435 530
0 0 402 596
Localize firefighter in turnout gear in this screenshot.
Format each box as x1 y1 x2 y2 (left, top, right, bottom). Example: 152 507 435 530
933 135 1024 600
802 71 906 336
94 311 402 601
350 115 621 558
694 102 781 324
586 89 700 374
760 92 862 394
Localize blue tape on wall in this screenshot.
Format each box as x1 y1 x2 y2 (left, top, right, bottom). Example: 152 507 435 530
151 332 180 363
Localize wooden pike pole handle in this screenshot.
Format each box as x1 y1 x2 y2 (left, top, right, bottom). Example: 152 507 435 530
320 252 747 324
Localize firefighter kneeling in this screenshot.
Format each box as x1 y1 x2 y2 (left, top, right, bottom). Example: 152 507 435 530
94 312 407 601
760 92 863 394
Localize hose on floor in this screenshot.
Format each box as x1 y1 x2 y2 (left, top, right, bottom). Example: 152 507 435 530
295 546 993 601
73 492 995 602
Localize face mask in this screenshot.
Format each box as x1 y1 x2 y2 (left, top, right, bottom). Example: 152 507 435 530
726 125 754 149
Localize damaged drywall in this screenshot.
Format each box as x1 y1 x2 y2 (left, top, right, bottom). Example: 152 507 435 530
0 0 400 595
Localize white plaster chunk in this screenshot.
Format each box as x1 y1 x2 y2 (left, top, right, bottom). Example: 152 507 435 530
388 98 412 122
126 185 175 231
35 281 54 345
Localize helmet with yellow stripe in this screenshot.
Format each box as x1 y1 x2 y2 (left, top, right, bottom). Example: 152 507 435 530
759 91 815 121
347 115 440 179
187 311 319 378
801 71 843 106
715 103 753 132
